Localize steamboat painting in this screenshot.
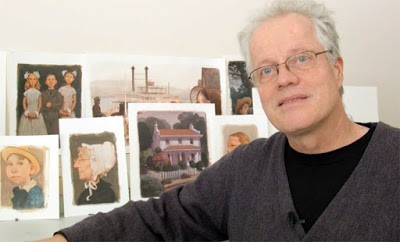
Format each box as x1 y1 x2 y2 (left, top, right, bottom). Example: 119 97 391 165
88 55 225 117
87 55 226 145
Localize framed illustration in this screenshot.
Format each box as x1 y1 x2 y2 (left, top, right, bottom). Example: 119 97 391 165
59 116 129 217
128 102 215 201
213 115 269 161
252 87 279 136
0 135 59 221
225 58 254 115
0 51 6 135
6 52 85 136
85 54 227 146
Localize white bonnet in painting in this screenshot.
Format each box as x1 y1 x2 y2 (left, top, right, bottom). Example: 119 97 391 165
82 141 116 178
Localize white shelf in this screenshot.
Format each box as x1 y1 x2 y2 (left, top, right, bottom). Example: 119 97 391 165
0 215 87 242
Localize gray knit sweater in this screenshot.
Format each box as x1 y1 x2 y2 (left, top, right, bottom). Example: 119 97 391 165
60 122 399 241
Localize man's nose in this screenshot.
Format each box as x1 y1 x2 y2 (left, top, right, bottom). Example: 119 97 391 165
276 64 299 87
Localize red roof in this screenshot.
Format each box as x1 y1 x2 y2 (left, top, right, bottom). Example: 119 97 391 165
159 129 200 136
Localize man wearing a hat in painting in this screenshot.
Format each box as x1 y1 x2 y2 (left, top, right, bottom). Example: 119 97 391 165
92 96 105 117
1 146 44 209
235 96 252 115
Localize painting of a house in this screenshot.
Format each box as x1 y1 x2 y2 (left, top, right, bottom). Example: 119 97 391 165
128 103 215 200
137 110 209 196
151 123 203 166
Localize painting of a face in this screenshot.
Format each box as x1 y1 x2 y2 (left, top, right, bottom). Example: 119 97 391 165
239 103 249 114
45 74 57 88
27 74 38 88
73 147 93 181
64 72 75 85
5 154 34 186
226 136 242 153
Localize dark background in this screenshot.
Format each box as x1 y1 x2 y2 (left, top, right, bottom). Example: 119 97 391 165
16 64 82 127
68 132 120 205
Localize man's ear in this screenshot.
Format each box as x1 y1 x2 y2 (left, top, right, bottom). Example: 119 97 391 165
334 56 344 88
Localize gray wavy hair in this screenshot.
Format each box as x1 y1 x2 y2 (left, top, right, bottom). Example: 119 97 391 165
238 0 341 75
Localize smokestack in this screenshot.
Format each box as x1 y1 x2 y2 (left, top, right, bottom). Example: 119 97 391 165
131 66 135 92
145 66 148 93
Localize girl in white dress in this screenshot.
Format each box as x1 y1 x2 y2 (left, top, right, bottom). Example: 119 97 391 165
17 71 48 135
58 70 77 118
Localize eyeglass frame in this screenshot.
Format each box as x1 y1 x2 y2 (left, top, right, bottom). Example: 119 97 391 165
248 50 333 85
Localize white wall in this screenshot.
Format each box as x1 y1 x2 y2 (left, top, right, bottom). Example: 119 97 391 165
0 0 399 128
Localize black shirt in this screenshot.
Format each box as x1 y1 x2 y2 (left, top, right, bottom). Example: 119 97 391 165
285 123 376 232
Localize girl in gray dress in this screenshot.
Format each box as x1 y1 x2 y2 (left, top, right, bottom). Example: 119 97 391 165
17 71 47 135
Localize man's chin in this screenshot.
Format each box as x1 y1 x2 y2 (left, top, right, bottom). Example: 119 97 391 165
275 120 313 136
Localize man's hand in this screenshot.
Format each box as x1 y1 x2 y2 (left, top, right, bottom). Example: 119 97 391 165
33 234 67 242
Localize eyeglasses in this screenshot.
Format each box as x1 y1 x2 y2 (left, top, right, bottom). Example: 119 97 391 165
248 50 332 86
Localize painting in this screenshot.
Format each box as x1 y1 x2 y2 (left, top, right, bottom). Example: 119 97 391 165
6 52 85 136
59 116 129 217
213 115 269 161
128 102 215 200
0 135 59 221
227 60 254 115
85 54 227 146
0 51 6 135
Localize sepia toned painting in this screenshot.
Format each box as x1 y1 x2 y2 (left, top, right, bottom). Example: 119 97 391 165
128 103 215 200
0 135 59 221
59 116 129 217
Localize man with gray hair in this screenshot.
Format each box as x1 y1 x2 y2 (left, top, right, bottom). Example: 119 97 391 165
42 0 399 241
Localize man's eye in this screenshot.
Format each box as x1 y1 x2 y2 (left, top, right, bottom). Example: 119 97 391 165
261 67 273 76
297 55 310 63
